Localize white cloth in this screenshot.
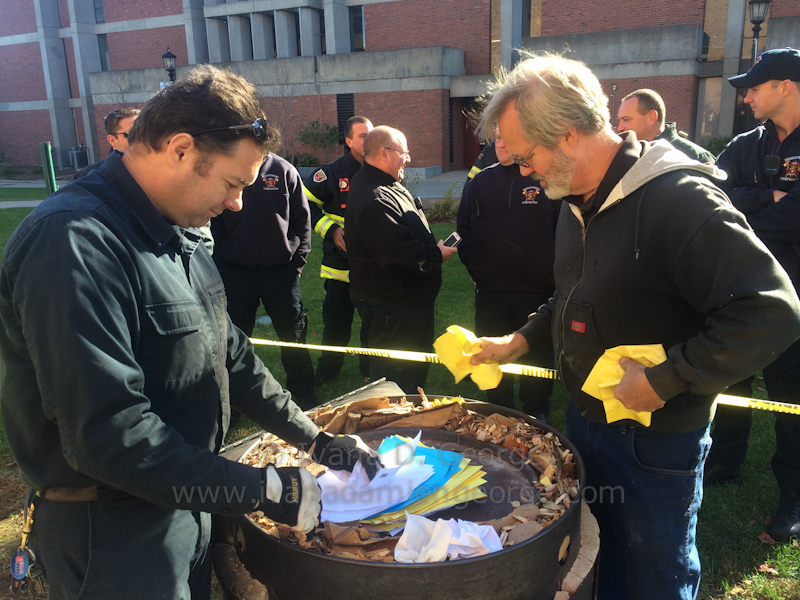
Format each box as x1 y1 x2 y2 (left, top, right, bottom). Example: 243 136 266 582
394 512 503 563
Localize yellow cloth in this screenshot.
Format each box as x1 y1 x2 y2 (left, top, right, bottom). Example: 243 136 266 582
433 325 503 390
581 344 668 427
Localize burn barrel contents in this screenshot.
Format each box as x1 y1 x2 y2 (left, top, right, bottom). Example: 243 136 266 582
238 394 580 564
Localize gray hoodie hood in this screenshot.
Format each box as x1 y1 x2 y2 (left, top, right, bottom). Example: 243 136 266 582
567 139 727 222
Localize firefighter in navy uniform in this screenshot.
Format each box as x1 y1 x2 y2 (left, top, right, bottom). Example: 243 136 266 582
465 140 499 183
303 116 374 384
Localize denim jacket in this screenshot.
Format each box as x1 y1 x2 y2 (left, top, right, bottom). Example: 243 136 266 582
0 153 318 513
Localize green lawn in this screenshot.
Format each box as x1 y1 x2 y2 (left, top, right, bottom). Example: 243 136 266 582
0 204 797 599
0 188 48 202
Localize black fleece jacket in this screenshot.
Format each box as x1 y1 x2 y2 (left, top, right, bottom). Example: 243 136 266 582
346 162 442 306
519 136 800 432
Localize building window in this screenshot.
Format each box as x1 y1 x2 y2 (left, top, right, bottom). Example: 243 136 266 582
350 6 364 52
98 34 110 71
337 93 355 144
94 0 105 24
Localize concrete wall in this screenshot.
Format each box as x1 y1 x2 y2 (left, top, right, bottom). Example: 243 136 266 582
766 16 800 50
521 24 704 79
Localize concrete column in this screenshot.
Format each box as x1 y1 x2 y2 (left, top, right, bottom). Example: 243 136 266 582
298 7 322 56
275 10 298 58
65 0 103 161
323 0 350 54
228 15 253 61
207 17 231 63
251 13 275 60
184 0 209 64
719 0 747 138
33 0 77 154
500 0 523 71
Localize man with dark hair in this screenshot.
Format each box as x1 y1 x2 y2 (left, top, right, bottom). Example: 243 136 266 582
617 88 715 163
346 126 458 393
457 127 557 420
0 64 379 599
212 141 317 409
714 47 800 542
303 115 373 384
72 107 140 179
470 53 800 599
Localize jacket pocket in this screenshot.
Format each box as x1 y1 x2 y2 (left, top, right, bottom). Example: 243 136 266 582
145 301 203 335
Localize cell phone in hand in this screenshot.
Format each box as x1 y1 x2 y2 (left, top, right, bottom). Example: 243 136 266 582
443 232 462 247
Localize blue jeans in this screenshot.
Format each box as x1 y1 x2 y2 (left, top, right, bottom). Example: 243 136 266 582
566 402 711 600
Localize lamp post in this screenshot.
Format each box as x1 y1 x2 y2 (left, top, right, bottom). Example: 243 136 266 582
162 47 177 83
749 0 771 65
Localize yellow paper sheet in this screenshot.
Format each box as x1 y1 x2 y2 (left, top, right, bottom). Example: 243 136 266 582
581 344 668 427
433 325 503 390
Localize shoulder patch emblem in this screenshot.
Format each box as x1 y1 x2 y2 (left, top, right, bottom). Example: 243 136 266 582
262 174 280 190
313 169 327 183
522 186 541 204
339 178 350 192
782 157 800 182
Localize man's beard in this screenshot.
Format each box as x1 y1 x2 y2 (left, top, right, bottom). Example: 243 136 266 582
536 148 574 200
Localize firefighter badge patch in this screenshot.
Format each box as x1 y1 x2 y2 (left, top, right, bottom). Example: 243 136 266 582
522 186 540 204
313 169 327 183
782 157 800 182
339 178 350 192
262 174 280 190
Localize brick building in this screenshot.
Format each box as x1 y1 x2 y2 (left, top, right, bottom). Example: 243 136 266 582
0 0 799 170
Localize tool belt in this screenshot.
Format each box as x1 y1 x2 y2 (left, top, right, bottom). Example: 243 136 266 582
36 486 132 503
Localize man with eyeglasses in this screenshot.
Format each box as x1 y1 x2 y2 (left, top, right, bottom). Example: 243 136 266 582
468 53 800 600
0 64 381 599
346 126 458 393
73 107 140 180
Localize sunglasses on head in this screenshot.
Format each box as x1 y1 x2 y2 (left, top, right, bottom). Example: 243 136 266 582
189 117 271 142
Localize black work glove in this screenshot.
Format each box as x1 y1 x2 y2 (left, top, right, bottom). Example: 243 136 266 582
311 432 384 480
259 466 321 534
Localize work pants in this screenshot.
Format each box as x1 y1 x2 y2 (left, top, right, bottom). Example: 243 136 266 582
474 290 553 418
215 259 315 407
708 338 800 493
566 402 710 600
351 291 433 394
31 494 211 600
316 279 369 379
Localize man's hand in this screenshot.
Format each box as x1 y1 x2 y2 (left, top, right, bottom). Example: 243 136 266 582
331 227 347 252
470 332 530 366
774 190 788 203
259 465 321 534
437 240 458 262
614 357 666 412
312 432 383 480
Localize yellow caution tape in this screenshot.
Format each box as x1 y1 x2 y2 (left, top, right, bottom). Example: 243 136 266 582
249 338 800 415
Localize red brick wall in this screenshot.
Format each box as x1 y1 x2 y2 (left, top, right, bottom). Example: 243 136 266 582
0 110 52 165
0 43 47 103
261 94 339 163
541 0 705 34
357 89 450 167
0 0 37 36
107 26 188 70
103 0 182 22
63 38 80 99
773 1 800 16
59 0 70 27
365 0 491 76
601 74 701 142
